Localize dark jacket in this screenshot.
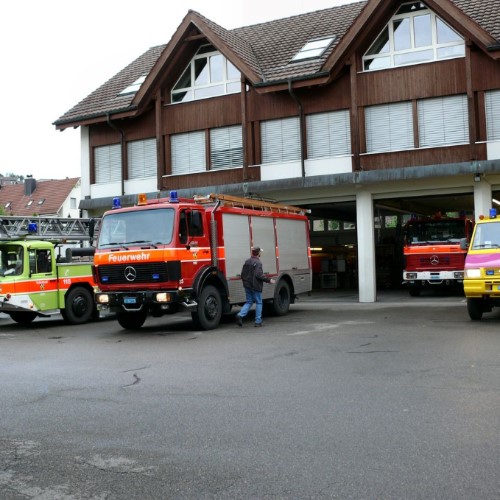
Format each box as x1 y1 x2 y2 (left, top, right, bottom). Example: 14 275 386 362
240 255 270 292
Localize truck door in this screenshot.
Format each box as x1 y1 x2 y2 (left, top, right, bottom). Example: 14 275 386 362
28 248 58 311
179 209 209 285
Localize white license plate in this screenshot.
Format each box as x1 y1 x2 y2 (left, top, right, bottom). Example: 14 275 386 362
124 297 136 304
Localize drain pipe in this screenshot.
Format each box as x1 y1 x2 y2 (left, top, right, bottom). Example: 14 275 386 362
288 79 305 178
106 113 125 195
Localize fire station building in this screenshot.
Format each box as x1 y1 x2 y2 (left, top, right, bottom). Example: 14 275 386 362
54 0 500 302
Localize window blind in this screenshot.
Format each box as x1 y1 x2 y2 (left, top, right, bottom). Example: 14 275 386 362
306 110 351 158
95 144 121 184
128 139 157 179
171 131 206 175
261 117 301 164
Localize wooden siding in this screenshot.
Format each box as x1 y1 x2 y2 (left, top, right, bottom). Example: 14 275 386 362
162 166 261 191
163 93 241 134
357 59 467 106
359 143 487 171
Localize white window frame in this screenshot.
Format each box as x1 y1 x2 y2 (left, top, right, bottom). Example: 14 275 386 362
171 131 206 175
365 102 414 153
306 110 351 159
417 94 469 148
363 2 465 71
127 138 157 180
95 144 122 184
210 125 243 170
171 45 240 104
261 117 301 164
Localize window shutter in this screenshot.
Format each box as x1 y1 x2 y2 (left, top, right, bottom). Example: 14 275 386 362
486 90 500 141
171 131 206 175
261 117 301 164
306 110 351 158
365 102 413 153
95 144 121 183
128 139 157 179
210 125 243 169
418 95 468 147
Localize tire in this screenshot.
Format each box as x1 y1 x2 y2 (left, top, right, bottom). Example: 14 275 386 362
9 312 37 325
117 310 148 330
408 286 421 297
272 280 291 316
467 298 483 321
64 287 95 324
191 285 222 330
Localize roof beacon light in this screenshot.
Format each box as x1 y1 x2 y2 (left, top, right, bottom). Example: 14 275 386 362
28 222 37 233
169 191 179 203
112 197 121 210
138 193 147 205
490 208 497 219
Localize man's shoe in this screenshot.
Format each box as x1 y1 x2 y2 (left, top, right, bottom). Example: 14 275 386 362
236 315 243 327
254 323 263 327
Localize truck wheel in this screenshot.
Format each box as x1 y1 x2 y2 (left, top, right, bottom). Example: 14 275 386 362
408 286 421 297
191 285 222 330
9 312 37 325
272 280 291 316
117 311 147 330
64 287 94 325
467 298 483 321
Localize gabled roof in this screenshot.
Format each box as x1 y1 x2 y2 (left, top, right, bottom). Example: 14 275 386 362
0 178 80 216
54 0 500 130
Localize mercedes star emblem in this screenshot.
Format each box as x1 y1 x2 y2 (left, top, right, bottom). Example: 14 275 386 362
124 266 137 281
430 255 439 265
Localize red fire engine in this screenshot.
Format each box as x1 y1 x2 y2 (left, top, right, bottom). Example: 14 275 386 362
94 192 312 330
402 213 474 296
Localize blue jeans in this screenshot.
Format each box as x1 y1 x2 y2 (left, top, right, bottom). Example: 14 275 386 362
238 287 263 324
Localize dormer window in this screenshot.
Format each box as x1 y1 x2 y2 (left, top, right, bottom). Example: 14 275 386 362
291 37 336 62
363 2 464 71
119 75 147 96
171 44 240 103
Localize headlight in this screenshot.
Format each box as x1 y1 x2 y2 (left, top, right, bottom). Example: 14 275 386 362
156 293 171 302
465 269 481 279
96 294 110 304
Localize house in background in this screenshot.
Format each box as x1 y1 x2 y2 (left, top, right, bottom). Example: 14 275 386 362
53 0 500 301
0 177 82 217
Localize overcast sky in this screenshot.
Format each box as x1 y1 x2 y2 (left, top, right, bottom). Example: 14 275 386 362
0 0 356 180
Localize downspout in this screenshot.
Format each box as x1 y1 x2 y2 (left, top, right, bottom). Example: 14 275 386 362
106 113 125 195
287 79 305 178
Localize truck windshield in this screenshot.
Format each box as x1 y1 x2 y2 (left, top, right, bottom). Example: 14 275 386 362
406 220 465 244
471 222 500 250
0 245 24 276
98 208 175 248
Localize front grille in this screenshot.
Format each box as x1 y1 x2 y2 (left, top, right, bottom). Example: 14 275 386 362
98 262 170 285
406 253 463 269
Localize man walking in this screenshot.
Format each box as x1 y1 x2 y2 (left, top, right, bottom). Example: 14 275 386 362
236 246 275 327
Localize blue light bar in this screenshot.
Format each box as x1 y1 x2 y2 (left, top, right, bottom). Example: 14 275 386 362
112 197 121 209
490 208 497 219
28 222 37 233
169 191 179 203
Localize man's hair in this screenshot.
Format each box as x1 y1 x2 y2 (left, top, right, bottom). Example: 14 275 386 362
251 246 262 256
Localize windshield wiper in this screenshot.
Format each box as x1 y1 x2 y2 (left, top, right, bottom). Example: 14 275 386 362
473 243 500 249
125 240 158 248
100 242 129 250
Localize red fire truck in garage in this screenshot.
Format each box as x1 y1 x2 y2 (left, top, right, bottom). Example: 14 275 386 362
402 213 474 296
94 192 312 330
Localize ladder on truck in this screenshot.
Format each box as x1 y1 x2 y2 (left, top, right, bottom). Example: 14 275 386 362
193 193 310 215
0 216 100 242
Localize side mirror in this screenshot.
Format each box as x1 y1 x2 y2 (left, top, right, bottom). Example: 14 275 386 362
460 238 468 250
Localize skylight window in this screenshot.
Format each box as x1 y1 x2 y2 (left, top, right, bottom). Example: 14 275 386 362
119 75 147 96
291 37 336 62
363 2 464 71
37 199 45 205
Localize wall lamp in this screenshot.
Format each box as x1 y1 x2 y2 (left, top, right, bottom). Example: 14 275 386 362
474 173 482 182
